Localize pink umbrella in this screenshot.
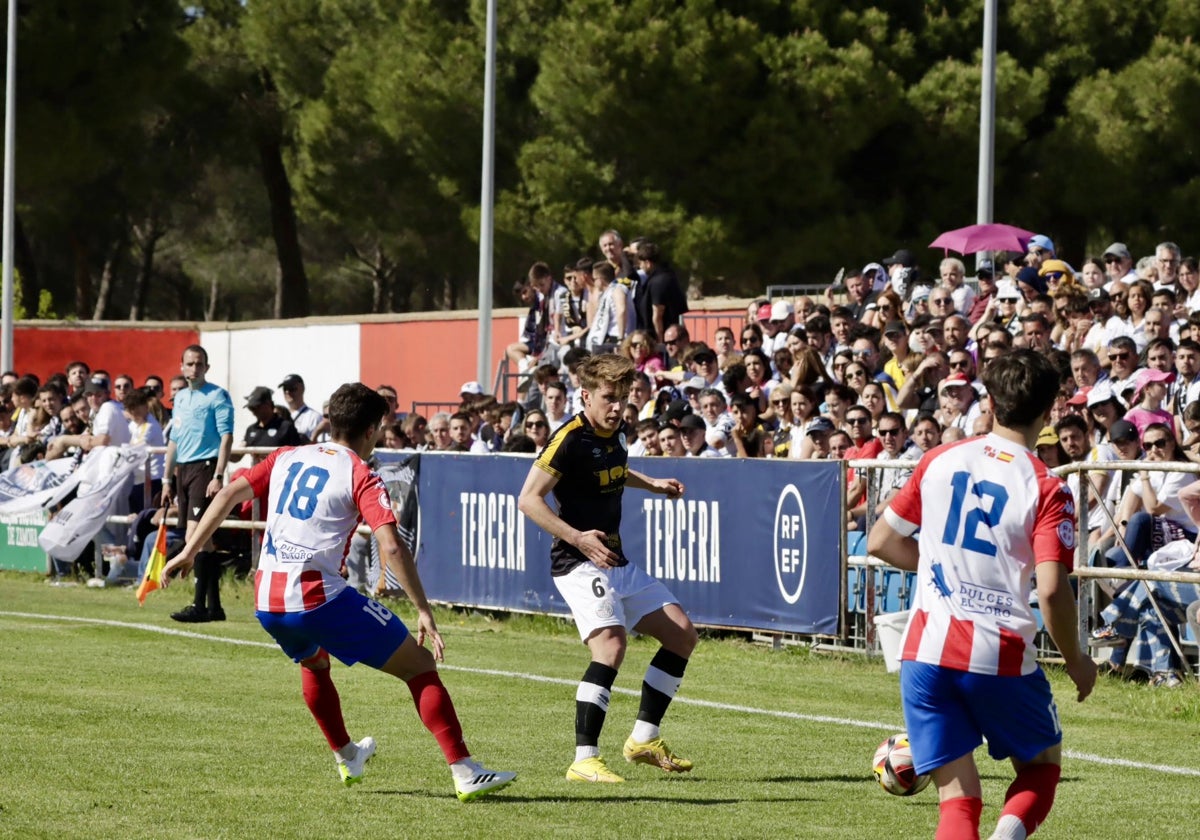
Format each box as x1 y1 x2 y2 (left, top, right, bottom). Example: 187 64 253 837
929 223 1035 255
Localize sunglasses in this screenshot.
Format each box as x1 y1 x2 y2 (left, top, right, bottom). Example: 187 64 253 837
878 427 903 436
852 349 872 357
630 341 645 348
525 421 547 429
848 416 871 425
1104 256 1121 264
771 399 788 406
1144 438 1171 450
949 360 970 369
665 339 679 346
930 298 953 306
1108 352 1130 361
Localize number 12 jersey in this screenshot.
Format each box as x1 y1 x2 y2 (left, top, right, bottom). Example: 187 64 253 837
882 433 1076 677
247 444 396 613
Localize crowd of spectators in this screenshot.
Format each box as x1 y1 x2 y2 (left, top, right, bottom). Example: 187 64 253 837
11 232 1200 681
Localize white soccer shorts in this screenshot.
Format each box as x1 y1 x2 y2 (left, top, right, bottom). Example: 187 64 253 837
554 562 679 641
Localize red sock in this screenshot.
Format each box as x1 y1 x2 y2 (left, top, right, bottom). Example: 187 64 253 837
937 796 983 840
1001 763 1061 835
301 656 350 751
408 671 470 764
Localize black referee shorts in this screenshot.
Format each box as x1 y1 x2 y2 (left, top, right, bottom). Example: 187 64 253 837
175 459 217 523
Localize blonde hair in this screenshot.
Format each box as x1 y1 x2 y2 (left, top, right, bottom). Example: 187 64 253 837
578 353 636 393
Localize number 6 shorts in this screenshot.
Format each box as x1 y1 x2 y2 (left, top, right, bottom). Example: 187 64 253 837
553 563 679 642
257 588 410 668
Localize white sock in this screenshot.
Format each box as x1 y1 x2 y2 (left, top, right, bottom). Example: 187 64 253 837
631 720 660 742
335 742 357 762
988 814 1028 840
575 746 600 762
450 757 480 780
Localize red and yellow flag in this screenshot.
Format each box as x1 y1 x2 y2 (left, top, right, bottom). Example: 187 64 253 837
136 518 169 606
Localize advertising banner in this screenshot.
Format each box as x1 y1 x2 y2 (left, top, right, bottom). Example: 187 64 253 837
415 453 844 635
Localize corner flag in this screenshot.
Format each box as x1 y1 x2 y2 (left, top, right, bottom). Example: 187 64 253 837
136 516 169 605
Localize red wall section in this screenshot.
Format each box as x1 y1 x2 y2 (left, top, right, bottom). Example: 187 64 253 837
359 316 516 411
14 324 199 384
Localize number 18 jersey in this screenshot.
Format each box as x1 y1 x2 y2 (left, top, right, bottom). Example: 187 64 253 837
247 443 396 613
882 433 1075 676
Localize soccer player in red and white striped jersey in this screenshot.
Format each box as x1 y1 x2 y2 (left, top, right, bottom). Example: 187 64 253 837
869 350 1096 840
162 383 515 801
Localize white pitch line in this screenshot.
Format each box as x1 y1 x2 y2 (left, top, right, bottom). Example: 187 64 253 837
7 610 1200 778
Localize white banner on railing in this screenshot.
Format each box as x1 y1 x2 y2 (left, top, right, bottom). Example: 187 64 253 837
35 445 145 561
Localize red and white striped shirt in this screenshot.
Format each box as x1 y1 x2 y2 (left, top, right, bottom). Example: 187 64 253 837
883 433 1075 676
248 444 396 613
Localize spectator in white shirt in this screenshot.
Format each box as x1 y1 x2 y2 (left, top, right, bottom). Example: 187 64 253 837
279 374 321 441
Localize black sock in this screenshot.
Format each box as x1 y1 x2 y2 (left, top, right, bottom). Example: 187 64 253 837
576 661 618 747
636 648 689 727
204 553 222 611
191 553 209 610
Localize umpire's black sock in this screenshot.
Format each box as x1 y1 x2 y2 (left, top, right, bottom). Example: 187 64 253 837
575 661 618 761
203 552 223 613
191 553 209 611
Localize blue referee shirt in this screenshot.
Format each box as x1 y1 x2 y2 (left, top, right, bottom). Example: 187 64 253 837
172 381 235 463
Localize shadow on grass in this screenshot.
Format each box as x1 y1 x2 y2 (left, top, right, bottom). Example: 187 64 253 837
758 774 871 784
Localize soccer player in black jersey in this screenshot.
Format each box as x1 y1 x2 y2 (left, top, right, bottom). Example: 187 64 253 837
518 353 698 783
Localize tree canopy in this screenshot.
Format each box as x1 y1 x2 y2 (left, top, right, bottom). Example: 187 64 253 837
7 0 1200 320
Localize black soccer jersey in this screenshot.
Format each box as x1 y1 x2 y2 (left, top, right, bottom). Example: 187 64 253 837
534 413 630 576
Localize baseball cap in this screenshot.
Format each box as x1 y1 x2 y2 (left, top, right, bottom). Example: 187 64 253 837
756 303 773 322
1016 266 1047 295
995 279 1022 301
1086 380 1118 408
910 285 933 302
682 375 707 392
806 417 835 435
1088 288 1111 303
460 380 484 396
1103 242 1132 261
1035 426 1059 448
882 248 916 268
1038 258 1073 278
679 414 706 432
1108 419 1139 444
770 300 795 321
692 348 717 365
244 386 274 408
1133 368 1175 402
883 320 907 336
663 399 692 423
976 260 995 279
279 374 304 390
1027 234 1055 255
83 375 110 395
938 372 973 394
1065 386 1092 406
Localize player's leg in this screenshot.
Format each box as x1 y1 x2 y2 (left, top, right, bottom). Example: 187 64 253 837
371 606 516 800
931 755 985 840
988 746 1062 840
623 603 697 772
553 565 629 782
968 668 1064 840
902 662 985 839
299 649 375 785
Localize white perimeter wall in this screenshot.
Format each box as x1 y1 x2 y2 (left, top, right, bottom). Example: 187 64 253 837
200 324 362 441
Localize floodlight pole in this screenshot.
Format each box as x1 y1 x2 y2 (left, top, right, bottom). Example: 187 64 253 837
476 0 497 390
1 0 16 370
976 0 997 230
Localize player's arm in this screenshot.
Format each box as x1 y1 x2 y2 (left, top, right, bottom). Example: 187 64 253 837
161 438 178 504
517 463 619 568
866 515 919 572
624 468 683 498
208 433 234 497
1035 560 1096 702
374 523 444 662
160 477 255 586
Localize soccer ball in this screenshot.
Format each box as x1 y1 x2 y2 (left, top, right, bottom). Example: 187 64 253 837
872 733 931 796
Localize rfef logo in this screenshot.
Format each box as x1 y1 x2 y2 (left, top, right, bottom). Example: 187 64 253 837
774 484 808 604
